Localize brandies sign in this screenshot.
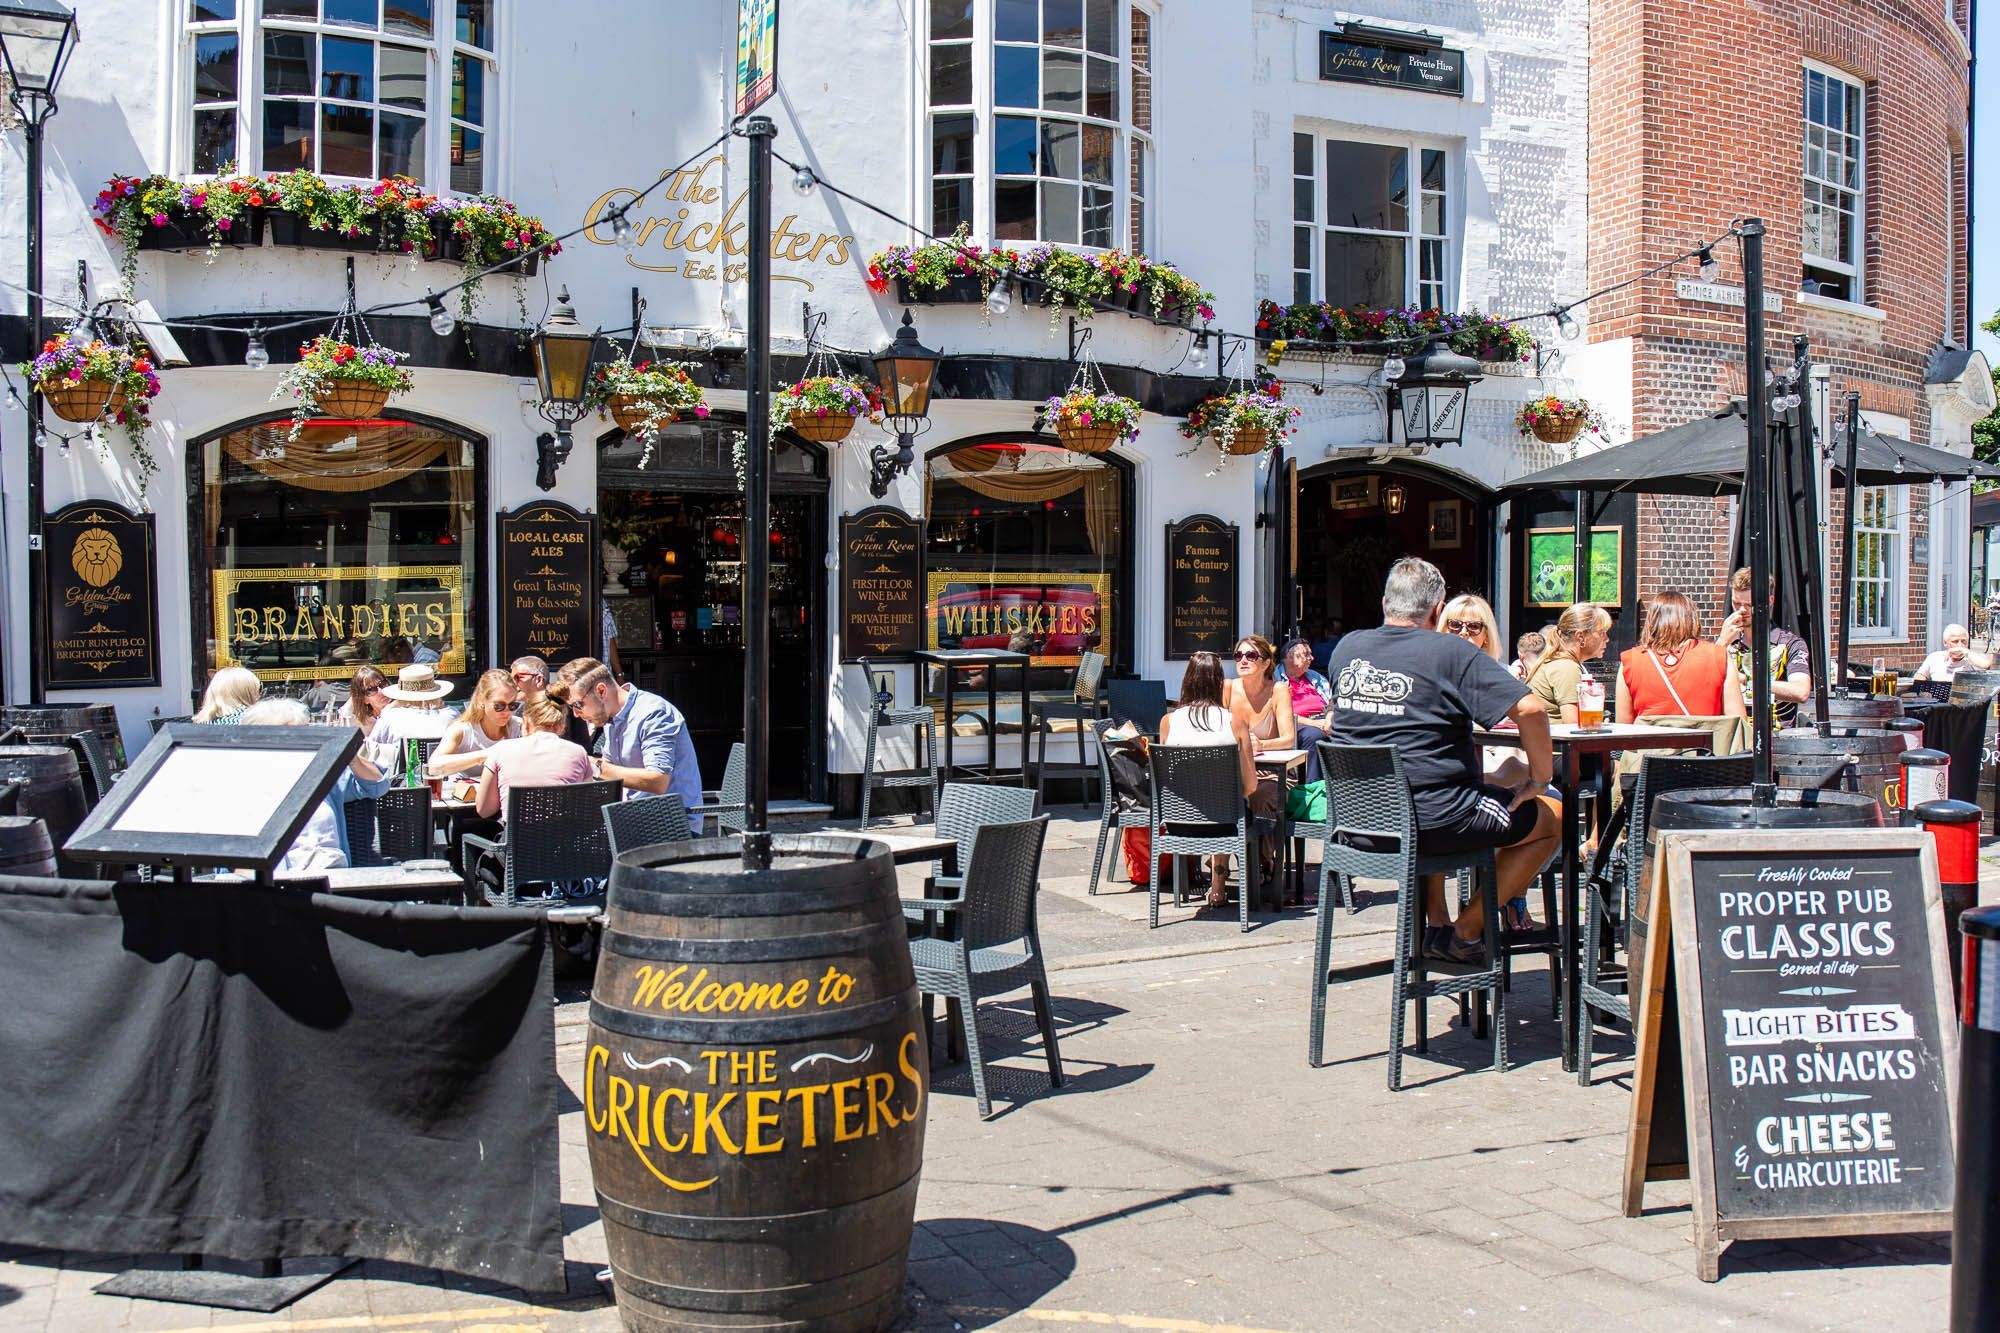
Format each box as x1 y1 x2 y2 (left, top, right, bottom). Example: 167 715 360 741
498 502 597 668
1625 829 1956 1280
839 507 923 661
43 500 160 688
1165 515 1238 660
1318 30 1464 97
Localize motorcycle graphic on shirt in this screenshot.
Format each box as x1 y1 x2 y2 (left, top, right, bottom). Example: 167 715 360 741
1336 659 1414 716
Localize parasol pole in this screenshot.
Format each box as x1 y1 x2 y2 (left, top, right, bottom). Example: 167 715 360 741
1739 219 1775 804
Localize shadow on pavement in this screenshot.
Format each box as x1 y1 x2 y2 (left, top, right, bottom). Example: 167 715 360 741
0 1283 17 1309
902 1218 1075 1331
924 995 1150 1118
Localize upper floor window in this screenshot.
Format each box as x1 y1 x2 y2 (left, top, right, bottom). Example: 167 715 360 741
1292 130 1448 309
1802 65 1863 302
927 0 1156 252
184 1 496 194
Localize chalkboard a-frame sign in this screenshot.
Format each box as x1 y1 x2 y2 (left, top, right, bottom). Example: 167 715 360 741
1623 829 1957 1281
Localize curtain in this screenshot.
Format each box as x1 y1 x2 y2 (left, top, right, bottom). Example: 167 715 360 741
221 424 453 494
927 456 1121 556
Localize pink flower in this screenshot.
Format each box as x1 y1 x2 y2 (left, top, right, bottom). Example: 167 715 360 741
151 213 168 227
695 404 710 418
217 218 231 231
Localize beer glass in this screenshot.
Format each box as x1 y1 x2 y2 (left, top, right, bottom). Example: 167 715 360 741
1576 676 1606 729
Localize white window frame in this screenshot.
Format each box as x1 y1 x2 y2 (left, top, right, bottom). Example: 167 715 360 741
176 1 502 197
1802 61 1864 302
922 0 1156 253
1849 483 1906 641
1291 127 1453 311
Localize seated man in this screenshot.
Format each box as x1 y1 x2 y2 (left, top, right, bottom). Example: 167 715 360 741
552 656 704 833
1327 558 1560 963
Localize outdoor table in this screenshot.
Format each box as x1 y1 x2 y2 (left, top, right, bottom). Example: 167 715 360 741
197 864 466 901
1254 748 1308 907
432 795 485 871
1472 721 1715 1072
912 648 1032 788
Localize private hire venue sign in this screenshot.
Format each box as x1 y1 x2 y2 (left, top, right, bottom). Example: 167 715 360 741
582 155 856 289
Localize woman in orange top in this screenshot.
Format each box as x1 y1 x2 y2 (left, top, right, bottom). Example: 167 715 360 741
1617 591 1746 721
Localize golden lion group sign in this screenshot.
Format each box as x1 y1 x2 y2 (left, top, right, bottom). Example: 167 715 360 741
43 501 159 688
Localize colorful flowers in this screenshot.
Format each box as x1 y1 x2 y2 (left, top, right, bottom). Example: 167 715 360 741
868 226 1216 327
1514 393 1608 441
272 335 415 438
1039 388 1143 452
1256 299 1535 364
585 359 710 455
781 373 881 420
1181 381 1301 456
21 337 165 487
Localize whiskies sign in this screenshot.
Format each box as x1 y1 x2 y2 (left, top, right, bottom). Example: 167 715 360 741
42 500 160 689
498 501 598 668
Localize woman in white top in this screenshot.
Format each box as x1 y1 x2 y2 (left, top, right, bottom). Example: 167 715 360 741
1914 623 1994 683
429 669 522 779
365 663 459 778
1159 651 1281 908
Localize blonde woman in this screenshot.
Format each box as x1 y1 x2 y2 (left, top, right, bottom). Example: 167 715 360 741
193 666 262 724
430 668 523 779
1440 594 1504 663
1526 603 1612 724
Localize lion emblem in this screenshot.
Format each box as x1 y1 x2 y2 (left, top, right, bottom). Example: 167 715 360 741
70 527 122 588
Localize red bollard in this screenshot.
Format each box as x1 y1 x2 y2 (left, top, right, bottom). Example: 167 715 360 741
1914 797 1981 1001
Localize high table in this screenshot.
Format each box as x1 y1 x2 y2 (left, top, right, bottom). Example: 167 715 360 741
912 648 1033 787
1254 748 1308 907
1472 721 1715 1072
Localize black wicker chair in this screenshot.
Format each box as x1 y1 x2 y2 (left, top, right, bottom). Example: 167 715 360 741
1308 744 1507 1089
906 815 1061 1119
1147 743 1276 932
342 797 383 867
603 792 693 856
1104 679 1169 731
1577 751 1753 1084
1087 719 1152 892
374 785 434 863
1032 650 1109 803
1922 700 1989 805
858 660 938 826
463 778 625 908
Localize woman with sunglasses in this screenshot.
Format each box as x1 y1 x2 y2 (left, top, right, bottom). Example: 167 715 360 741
429 668 522 780
1224 634 1298 756
336 664 389 733
1440 594 1504 664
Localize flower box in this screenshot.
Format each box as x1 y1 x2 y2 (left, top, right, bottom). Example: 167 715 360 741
894 273 988 305
133 209 263 253
266 211 384 253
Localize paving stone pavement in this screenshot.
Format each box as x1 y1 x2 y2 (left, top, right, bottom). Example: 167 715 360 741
2 803 1987 1333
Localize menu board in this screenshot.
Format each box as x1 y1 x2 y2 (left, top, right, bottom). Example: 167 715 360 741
43 500 160 688
840 507 923 661
1625 829 1956 1280
498 501 597 668
1165 515 1238 660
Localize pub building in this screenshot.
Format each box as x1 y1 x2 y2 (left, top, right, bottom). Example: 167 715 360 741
5 1 1967 808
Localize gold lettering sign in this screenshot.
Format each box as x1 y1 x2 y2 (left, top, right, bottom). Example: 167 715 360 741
212 565 468 681
926 571 1112 668
582 156 855 290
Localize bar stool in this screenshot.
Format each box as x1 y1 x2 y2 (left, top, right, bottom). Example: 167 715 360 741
859 660 938 826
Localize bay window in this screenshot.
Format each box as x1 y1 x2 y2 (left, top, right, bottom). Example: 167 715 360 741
181 1 497 193
926 0 1156 252
1292 130 1450 310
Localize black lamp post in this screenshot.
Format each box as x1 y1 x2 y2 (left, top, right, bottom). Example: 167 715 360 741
1389 337 1483 449
1 0 79 707
867 309 941 498
530 287 597 491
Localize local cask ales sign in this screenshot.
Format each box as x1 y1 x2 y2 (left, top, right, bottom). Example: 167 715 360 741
498 501 596 668
839 507 923 661
43 501 159 688
1624 829 1956 1280
1165 515 1238 659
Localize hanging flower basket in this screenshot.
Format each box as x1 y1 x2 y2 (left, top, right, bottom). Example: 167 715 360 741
1042 388 1142 454
609 393 671 434
587 359 709 440
1055 421 1125 454
1516 394 1607 446
273 335 415 438
1222 427 1271 456
790 411 856 442
1529 416 1585 445
43 380 130 423
1181 382 1299 458
780 373 880 445
314 381 392 420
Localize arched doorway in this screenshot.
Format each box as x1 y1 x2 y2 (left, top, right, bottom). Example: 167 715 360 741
597 414 830 800
1295 460 1490 639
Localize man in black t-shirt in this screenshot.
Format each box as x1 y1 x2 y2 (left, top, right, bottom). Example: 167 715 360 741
1329 558 1559 963
1717 566 1812 726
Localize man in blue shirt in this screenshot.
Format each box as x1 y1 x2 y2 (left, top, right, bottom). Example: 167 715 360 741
554 657 704 832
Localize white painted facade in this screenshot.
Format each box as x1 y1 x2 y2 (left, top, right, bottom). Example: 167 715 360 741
1 0 1587 783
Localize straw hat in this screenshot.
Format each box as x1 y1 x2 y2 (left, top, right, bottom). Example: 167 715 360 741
381 663 454 701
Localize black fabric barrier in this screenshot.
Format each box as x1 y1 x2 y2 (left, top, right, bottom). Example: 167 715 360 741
0 875 563 1292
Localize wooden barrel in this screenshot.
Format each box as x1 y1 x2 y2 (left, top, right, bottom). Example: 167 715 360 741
586 835 928 1332
1773 726 1903 814
1824 694 1904 726
0 747 88 853
0 704 126 770
0 817 56 877
1948 669 2000 705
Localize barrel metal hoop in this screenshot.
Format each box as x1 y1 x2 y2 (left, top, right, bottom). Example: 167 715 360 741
596 1171 921 1241
589 991 918 1044
607 1250 909 1319
606 885 905 920
602 922 893 964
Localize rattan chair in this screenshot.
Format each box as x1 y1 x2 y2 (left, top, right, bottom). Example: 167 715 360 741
1147 743 1273 932
906 815 1062 1119
147 713 190 735
30 731 116 809
342 797 383 867
1087 720 1152 892
375 784 434 863
1104 679 1169 731
926 781 1040 899
1577 751 1753 1085
858 660 938 826
462 778 623 908
1307 743 1507 1088
1031 650 1109 803
603 792 693 856
694 742 746 836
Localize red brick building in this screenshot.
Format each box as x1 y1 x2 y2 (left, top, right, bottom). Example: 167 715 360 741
1585 0 1990 672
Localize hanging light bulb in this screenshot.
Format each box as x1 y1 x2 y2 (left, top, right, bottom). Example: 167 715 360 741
985 277 1012 316
33 424 52 450
1893 457 1906 474
1380 355 1405 382
427 294 457 337
64 316 94 346
244 329 270 370
792 164 817 196
609 207 637 251
1698 245 1719 282
1187 332 1209 373
1555 307 1579 340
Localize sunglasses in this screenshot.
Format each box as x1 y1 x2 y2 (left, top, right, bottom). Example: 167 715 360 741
511 671 545 683
491 700 520 712
1234 650 1263 661
1444 619 1485 634
366 684 389 695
